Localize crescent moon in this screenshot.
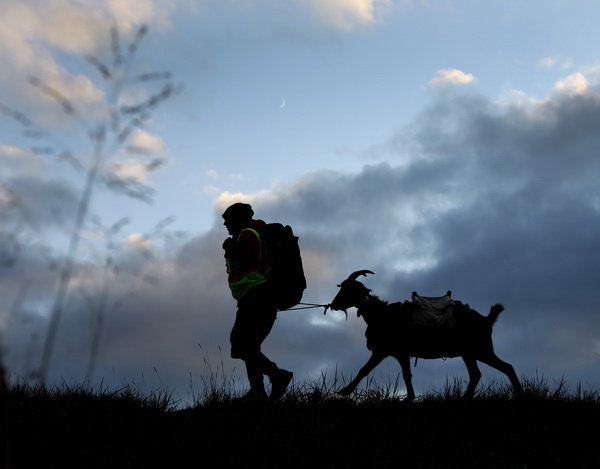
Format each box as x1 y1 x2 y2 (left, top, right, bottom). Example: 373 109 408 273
279 98 286 108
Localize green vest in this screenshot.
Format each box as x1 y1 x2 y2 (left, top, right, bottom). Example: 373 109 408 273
225 228 271 300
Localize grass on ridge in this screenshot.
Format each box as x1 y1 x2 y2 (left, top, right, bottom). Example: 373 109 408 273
5 372 600 468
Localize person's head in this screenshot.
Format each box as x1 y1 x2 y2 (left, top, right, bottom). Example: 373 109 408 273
222 202 254 236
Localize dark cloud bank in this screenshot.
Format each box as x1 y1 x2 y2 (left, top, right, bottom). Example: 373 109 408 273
2 86 599 403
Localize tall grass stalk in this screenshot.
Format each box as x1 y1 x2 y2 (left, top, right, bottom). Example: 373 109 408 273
192 345 241 405
38 122 106 385
12 24 182 385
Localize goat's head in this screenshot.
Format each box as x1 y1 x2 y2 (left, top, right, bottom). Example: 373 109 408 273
329 270 374 316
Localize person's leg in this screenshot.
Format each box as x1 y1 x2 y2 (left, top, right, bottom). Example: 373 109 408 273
248 297 293 400
230 289 278 395
231 287 293 400
230 311 267 396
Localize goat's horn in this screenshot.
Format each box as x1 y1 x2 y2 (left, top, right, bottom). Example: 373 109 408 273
346 270 374 282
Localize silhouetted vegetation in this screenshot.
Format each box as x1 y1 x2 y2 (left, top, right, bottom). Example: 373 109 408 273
0 24 181 388
5 375 599 468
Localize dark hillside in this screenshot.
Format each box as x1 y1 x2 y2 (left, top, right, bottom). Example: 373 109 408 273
5 382 600 468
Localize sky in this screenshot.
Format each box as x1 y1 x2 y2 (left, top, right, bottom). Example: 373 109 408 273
1 0 599 405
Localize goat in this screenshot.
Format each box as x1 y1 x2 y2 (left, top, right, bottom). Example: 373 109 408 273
328 270 524 401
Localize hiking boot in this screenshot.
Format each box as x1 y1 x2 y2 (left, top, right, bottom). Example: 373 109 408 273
269 369 293 402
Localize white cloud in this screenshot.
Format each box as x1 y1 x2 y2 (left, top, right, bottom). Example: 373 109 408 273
554 72 589 96
128 129 167 156
538 56 558 68
214 191 261 213
308 0 393 30
428 68 477 87
123 233 153 250
109 158 156 184
537 56 574 70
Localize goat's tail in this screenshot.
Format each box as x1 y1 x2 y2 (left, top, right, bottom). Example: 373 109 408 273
487 303 504 326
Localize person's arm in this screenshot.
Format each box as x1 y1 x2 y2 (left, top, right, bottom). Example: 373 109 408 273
223 229 260 266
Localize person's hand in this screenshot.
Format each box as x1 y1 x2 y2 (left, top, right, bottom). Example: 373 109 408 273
222 237 235 251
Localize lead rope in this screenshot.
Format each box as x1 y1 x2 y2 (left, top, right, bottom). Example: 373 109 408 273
281 302 331 313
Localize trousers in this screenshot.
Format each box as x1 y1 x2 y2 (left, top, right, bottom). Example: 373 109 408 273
230 284 279 391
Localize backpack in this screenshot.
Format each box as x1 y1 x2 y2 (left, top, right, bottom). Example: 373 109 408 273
258 223 307 311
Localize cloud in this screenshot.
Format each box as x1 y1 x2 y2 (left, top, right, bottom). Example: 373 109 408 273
537 56 574 70
123 233 153 250
429 68 478 88
0 176 79 232
554 72 589 96
0 0 179 125
106 0 176 32
0 145 48 178
308 0 393 30
538 57 558 69
1 0 174 56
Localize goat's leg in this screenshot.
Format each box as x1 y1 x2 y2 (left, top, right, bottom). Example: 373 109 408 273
462 357 482 399
337 351 387 396
479 353 525 397
397 355 415 402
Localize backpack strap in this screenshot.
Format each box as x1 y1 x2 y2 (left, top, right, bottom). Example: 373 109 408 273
239 227 265 257
239 227 271 276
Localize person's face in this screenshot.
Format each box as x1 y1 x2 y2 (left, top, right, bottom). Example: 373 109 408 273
223 217 246 237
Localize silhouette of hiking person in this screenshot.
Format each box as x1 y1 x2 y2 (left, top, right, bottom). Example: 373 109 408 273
221 202 293 401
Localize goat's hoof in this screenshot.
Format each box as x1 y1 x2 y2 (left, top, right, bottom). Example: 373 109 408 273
336 388 352 397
